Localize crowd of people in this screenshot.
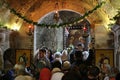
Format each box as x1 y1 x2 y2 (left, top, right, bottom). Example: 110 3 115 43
0 43 120 80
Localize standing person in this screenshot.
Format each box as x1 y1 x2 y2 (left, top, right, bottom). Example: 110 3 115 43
34 48 51 80
51 60 64 80
1 69 15 80
76 43 84 51
82 65 100 80
62 60 71 74
62 69 81 80
69 49 76 64
38 61 51 80
88 66 100 80
61 50 69 62
35 48 51 70
39 67 51 80
46 49 54 63
52 51 62 64
71 50 83 67
115 72 120 80
69 43 84 64
14 64 34 80
98 64 111 80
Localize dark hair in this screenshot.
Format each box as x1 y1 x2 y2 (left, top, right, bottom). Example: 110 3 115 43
115 72 120 80
39 48 46 53
74 51 83 60
48 49 53 62
77 43 82 47
51 60 62 69
62 70 81 80
88 66 100 78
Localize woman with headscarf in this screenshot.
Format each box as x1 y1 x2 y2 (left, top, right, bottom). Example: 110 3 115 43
39 61 51 80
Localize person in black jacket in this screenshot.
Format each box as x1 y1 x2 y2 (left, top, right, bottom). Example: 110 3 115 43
115 72 120 80
82 65 100 80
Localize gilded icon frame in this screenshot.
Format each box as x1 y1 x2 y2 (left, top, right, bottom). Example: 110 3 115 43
95 49 114 67
16 49 31 66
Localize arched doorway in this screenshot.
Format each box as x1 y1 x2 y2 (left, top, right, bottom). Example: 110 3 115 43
34 10 91 54
65 19 90 51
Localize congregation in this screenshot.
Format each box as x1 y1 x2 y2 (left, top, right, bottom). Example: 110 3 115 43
0 43 120 80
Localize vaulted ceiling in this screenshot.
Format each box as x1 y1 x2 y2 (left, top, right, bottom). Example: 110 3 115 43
0 0 120 30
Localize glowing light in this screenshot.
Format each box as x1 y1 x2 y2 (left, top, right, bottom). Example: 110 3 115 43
83 26 87 31
13 25 19 30
53 1 60 23
28 25 32 29
11 23 21 31
104 24 111 32
55 10 58 14
26 25 34 36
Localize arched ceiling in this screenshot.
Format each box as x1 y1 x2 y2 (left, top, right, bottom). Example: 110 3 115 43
0 0 120 30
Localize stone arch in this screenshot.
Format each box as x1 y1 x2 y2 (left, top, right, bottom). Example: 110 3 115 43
34 9 91 55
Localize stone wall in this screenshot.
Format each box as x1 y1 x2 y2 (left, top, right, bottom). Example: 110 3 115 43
95 24 113 49
111 22 120 70
34 27 63 53
0 27 22 69
0 27 10 69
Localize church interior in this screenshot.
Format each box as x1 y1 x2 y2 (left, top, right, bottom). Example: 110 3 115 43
0 0 120 80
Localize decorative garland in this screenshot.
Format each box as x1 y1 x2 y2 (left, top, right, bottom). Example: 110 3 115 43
109 8 120 26
3 1 105 28
112 8 120 20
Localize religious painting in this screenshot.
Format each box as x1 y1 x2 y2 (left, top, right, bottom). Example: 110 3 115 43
67 29 83 47
95 49 114 67
66 28 89 51
16 49 31 66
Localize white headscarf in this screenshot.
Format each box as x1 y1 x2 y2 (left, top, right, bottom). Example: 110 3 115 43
82 51 89 61
61 50 68 61
53 52 62 64
51 69 64 80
